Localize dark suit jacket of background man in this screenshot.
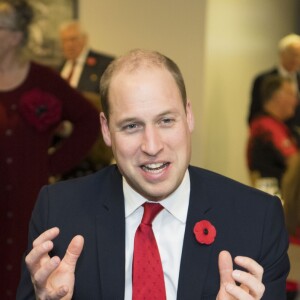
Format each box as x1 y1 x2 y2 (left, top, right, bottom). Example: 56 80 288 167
16 165 290 300
248 67 300 132
59 49 114 94
57 50 114 176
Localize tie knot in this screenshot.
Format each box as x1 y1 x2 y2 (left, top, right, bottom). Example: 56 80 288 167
141 203 164 225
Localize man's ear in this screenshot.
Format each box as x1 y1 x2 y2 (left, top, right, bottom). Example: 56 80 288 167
100 112 112 147
186 100 195 132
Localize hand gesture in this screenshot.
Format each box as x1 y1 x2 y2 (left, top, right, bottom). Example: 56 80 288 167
25 227 84 300
217 251 265 300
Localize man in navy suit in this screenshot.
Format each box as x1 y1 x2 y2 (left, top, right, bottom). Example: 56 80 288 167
59 20 114 94
56 21 114 178
17 49 289 299
248 34 300 138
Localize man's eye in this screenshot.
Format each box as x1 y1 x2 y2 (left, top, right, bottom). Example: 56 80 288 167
128 124 136 128
161 118 174 125
163 118 172 123
123 123 139 131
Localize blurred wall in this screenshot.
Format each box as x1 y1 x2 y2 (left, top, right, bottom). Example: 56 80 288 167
79 0 298 185
202 0 298 184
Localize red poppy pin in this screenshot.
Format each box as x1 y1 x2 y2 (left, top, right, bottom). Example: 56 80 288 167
193 220 216 245
86 56 97 66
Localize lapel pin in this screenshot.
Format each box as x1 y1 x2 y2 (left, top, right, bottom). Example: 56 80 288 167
193 220 216 245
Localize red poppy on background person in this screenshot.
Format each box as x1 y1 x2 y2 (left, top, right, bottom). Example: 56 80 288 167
193 220 217 245
20 88 62 132
86 56 97 66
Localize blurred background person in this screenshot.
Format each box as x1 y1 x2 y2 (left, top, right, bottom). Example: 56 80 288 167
55 20 114 179
59 20 114 94
247 75 299 190
247 30 300 300
248 34 300 143
282 156 300 238
0 0 99 298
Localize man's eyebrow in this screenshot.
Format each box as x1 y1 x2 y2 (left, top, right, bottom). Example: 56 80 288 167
157 110 180 117
116 117 142 126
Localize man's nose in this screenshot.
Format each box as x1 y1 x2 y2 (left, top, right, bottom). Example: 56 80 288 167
140 126 163 156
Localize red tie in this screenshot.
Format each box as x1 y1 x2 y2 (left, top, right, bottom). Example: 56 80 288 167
132 203 166 300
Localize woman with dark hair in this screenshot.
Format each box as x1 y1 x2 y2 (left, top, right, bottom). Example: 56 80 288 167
0 1 99 297
247 75 299 187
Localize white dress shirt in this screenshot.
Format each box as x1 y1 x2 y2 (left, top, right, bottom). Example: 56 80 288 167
60 47 89 88
123 170 190 300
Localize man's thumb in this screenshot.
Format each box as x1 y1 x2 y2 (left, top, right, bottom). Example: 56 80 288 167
63 235 84 269
218 250 235 285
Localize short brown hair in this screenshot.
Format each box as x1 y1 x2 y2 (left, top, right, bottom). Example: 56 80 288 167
260 75 293 106
99 49 187 120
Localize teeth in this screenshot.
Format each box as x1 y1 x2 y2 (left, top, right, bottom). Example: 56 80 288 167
147 163 164 169
142 163 168 173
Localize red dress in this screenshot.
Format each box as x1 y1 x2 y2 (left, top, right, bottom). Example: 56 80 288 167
247 114 298 183
0 62 99 298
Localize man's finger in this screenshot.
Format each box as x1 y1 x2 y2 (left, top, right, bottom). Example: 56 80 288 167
232 257 265 298
25 240 54 274
32 227 60 248
32 256 60 286
218 250 235 285
234 256 264 281
224 283 253 300
62 235 84 270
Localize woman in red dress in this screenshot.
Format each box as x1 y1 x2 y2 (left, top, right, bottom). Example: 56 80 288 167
0 1 99 298
247 75 299 187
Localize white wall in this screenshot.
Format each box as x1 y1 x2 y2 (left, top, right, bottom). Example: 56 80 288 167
80 0 298 185
80 0 206 169
203 0 298 184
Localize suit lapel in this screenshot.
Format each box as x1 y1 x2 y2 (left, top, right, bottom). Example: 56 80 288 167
95 168 126 299
177 167 216 300
77 51 100 93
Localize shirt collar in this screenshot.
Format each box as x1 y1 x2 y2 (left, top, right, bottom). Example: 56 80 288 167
123 170 190 224
278 64 296 78
67 47 89 66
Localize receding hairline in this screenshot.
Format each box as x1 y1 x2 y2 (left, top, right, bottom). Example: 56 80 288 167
100 49 187 119
278 33 300 53
108 49 171 75
59 20 86 36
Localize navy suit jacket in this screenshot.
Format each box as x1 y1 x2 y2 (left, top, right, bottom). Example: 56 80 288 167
17 165 290 299
60 50 114 94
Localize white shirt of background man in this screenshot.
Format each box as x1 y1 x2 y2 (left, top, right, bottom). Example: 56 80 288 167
60 47 89 88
